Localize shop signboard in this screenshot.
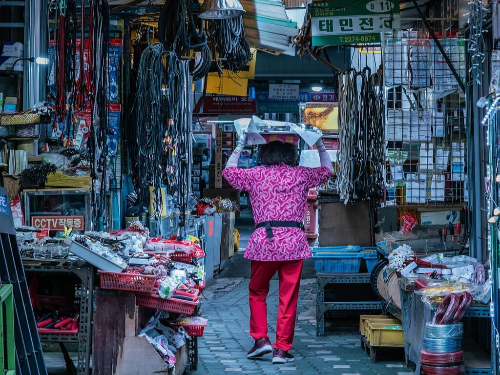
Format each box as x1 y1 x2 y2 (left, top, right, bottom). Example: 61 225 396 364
256 92 338 114
300 102 339 133
195 96 258 115
258 102 300 114
31 216 85 231
269 84 300 101
311 0 400 46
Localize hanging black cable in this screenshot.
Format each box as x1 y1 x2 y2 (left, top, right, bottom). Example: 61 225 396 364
206 15 252 72
337 67 385 204
88 0 111 229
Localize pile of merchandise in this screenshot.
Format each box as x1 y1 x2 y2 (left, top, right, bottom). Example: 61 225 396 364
18 222 208 343
385 244 490 304
196 197 239 216
139 312 207 370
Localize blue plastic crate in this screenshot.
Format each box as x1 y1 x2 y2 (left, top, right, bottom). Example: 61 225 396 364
362 250 378 273
311 245 362 254
312 253 364 273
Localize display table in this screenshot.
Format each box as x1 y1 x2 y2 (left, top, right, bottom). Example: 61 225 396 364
399 279 492 375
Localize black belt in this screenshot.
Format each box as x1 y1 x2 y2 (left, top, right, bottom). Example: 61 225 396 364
256 221 304 240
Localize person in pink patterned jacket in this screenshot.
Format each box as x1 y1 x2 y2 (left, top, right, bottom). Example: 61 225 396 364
222 133 333 364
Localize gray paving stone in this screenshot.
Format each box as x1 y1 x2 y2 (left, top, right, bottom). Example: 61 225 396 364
189 278 406 375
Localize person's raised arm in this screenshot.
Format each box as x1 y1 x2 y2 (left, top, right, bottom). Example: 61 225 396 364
225 132 247 168
316 138 334 174
222 132 252 191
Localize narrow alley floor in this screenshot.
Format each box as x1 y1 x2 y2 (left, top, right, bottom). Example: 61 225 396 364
189 255 411 375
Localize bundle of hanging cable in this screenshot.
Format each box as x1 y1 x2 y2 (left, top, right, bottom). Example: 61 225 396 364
206 16 252 72
158 0 211 80
337 68 384 205
134 43 192 220
88 0 111 228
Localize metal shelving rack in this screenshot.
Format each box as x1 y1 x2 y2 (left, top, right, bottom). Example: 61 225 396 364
24 262 94 375
383 26 468 209
316 273 381 337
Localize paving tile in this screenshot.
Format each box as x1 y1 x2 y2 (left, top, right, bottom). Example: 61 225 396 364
333 365 352 369
190 278 405 375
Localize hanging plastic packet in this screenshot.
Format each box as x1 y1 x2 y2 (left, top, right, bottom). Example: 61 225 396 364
158 276 182 299
399 212 418 234
107 39 123 103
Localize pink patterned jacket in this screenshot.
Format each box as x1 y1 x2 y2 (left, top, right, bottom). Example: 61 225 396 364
222 164 332 261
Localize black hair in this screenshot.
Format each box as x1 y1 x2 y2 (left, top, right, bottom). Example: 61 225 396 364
259 141 298 166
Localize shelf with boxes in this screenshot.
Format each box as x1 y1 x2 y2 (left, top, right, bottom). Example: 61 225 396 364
383 31 468 208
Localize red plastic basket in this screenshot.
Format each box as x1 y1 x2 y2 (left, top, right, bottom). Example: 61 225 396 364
170 248 206 264
100 272 156 293
135 293 198 315
170 251 193 264
171 323 207 337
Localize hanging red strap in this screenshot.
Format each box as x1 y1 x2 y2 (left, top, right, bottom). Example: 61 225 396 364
77 0 86 108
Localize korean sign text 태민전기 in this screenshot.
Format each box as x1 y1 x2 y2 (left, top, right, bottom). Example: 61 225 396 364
311 0 400 46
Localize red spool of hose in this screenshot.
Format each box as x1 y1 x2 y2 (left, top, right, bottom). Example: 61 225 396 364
420 350 464 366
420 364 465 375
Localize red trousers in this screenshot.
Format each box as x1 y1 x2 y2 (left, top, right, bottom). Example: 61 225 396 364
249 260 303 351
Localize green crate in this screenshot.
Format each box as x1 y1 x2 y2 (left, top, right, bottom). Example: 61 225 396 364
0 284 15 375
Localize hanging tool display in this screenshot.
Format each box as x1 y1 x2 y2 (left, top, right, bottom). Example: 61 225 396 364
49 0 111 229
337 68 385 205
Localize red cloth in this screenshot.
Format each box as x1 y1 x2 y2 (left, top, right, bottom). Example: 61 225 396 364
249 259 303 351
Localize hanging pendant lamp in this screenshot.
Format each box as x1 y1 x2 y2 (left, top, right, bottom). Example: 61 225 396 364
198 0 245 19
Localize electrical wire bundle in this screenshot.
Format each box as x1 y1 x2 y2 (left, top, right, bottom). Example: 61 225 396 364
206 16 252 72
417 317 466 374
158 0 211 80
337 68 384 205
134 43 193 226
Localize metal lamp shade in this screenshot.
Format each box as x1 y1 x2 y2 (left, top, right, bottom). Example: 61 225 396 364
199 0 245 19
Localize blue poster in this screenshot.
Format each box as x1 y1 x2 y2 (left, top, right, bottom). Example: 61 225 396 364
0 194 8 215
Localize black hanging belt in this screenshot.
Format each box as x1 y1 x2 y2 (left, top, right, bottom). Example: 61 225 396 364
256 221 305 240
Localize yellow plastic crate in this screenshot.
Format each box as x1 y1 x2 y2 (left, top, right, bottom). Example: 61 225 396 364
359 315 400 336
365 322 404 347
363 318 401 337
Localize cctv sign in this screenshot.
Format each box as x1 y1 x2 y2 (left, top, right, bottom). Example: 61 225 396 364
31 216 85 231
